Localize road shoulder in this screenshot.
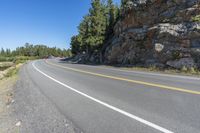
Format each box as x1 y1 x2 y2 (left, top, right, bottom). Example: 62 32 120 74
1 63 81 133
0 75 18 133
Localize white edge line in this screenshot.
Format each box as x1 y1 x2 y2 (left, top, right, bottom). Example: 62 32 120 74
32 61 174 133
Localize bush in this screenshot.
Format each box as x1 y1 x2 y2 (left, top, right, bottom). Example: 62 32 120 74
0 56 38 64
172 50 181 60
13 56 38 64
0 56 15 62
181 66 188 72
189 67 197 74
0 62 14 71
5 67 18 77
192 15 200 22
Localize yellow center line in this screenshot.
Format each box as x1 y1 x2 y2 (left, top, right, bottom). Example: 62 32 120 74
45 60 200 95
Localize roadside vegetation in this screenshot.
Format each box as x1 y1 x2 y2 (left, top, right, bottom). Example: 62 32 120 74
192 14 200 22
1 43 71 59
0 68 19 133
0 61 22 80
70 0 120 56
68 0 200 76
0 43 72 80
0 43 72 132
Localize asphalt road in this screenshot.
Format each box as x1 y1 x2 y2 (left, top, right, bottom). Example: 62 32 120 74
24 59 200 133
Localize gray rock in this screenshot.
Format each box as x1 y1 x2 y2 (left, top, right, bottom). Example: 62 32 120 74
167 58 196 69
155 43 164 52
103 0 200 69
191 39 200 48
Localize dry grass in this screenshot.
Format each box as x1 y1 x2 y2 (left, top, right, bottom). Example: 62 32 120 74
102 65 200 77
0 62 14 71
0 62 23 133
0 63 23 80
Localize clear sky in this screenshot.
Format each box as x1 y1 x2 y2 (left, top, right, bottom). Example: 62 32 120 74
0 0 120 50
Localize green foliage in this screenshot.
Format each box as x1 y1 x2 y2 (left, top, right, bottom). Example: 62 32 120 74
88 0 107 49
0 56 14 62
1 43 71 59
0 56 38 64
189 67 196 74
0 62 13 71
70 35 82 55
181 66 188 72
14 56 39 64
192 15 200 22
70 0 120 56
5 67 19 78
172 50 181 60
106 0 120 38
180 66 199 74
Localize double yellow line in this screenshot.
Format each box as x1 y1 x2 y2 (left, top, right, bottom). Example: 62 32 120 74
45 60 200 95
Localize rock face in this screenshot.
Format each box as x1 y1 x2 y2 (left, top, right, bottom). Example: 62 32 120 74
104 0 200 69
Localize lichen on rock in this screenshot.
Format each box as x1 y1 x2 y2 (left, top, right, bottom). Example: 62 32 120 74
104 0 200 69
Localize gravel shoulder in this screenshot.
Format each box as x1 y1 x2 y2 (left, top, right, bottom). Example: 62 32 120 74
0 75 18 133
1 63 81 133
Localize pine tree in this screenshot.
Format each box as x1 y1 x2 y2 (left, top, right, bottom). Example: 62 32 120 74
70 35 82 55
88 0 107 52
5 49 11 56
0 48 5 56
70 0 120 57
78 15 91 54
106 0 119 38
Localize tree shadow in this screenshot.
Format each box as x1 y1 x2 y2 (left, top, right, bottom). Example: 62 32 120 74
57 57 138 68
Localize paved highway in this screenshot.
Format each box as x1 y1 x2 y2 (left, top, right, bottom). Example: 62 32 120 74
24 59 200 133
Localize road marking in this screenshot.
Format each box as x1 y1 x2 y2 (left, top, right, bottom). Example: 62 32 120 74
46 60 200 95
32 61 174 133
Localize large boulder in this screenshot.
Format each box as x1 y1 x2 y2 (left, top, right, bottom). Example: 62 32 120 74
104 0 200 69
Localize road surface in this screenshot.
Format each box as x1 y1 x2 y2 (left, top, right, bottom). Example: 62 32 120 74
22 59 200 133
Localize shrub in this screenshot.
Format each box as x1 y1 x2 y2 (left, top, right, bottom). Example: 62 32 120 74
172 51 181 60
0 56 15 62
192 15 200 22
189 67 197 74
181 66 188 72
5 67 18 77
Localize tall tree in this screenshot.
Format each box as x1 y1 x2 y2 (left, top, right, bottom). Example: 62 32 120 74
70 0 120 58
88 0 107 52
106 0 119 38
78 15 91 54
70 35 82 55
0 48 5 56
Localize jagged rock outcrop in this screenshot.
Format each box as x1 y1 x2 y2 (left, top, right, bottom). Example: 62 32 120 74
104 0 200 69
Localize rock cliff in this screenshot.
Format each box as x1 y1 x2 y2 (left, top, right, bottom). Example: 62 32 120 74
104 0 200 69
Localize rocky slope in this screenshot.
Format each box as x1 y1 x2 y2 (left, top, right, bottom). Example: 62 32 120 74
104 0 200 69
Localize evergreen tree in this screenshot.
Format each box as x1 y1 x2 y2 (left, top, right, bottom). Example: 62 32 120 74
78 15 91 54
106 0 119 38
70 35 82 55
0 48 5 56
70 0 121 58
5 49 11 56
88 0 107 52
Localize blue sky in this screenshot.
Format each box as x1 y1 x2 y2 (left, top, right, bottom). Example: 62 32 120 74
0 0 120 50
